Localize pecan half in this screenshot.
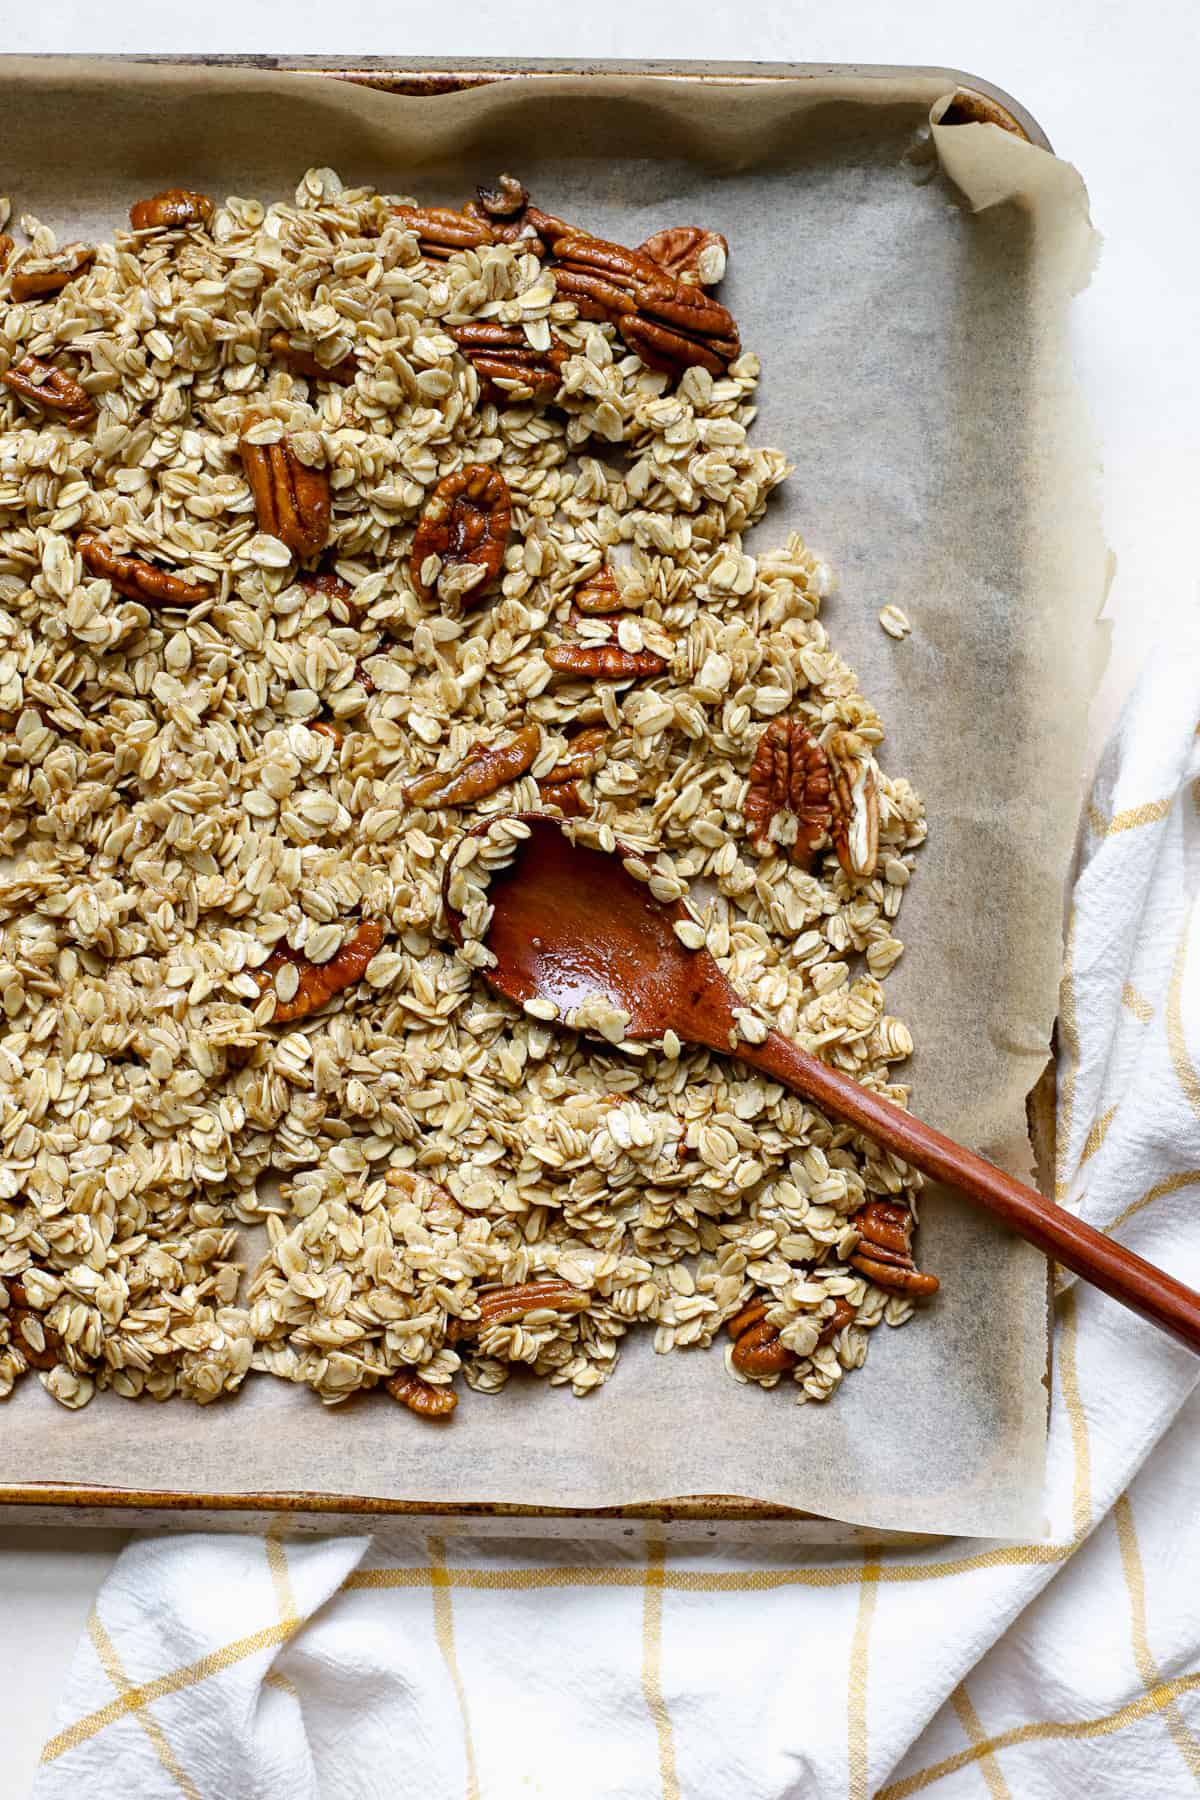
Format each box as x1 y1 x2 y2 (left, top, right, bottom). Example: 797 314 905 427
447 322 567 402
550 231 740 377
268 331 358 387
545 642 668 681
2 354 95 429
726 1298 798 1377
77 533 211 607
471 1280 589 1333
129 189 214 232
2 1274 61 1372
571 564 638 614
404 721 540 808
849 1200 939 1297
9 244 95 303
410 464 511 607
744 720 834 868
251 920 383 1025
238 424 331 560
638 226 728 287
827 730 880 881
391 204 495 260
385 1369 458 1419
819 1297 858 1343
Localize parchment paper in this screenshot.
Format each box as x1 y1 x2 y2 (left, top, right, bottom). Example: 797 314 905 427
0 59 1106 1536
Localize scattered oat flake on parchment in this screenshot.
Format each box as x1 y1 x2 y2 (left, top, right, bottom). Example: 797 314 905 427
878 604 912 639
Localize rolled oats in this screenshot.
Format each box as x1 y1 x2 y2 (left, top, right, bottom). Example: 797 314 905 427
0 169 929 1421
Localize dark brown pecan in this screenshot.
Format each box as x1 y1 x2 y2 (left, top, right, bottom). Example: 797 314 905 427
474 173 528 218
238 424 331 560
2 1273 61 1372
726 1298 798 1377
536 779 586 817
744 720 834 868
545 642 668 681
638 226 728 286
9 244 95 303
818 1297 858 1344
391 203 496 260
447 322 567 403
251 920 383 1025
404 721 540 809
550 230 740 376
463 182 574 255
541 726 607 784
849 1200 939 1297
471 1280 589 1332
410 464 511 607
77 533 211 607
571 565 636 614
2 354 95 429
828 730 880 881
536 726 607 817
385 1369 458 1419
355 660 376 695
268 331 358 387
129 189 215 232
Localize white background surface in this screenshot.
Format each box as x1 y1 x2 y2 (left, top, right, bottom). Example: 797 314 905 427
1 6 1198 1794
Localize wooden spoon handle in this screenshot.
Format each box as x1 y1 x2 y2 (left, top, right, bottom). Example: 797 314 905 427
744 1028 1200 1355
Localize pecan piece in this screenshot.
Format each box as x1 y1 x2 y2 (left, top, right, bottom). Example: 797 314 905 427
410 464 511 608
744 720 834 868
447 322 567 402
238 423 331 560
251 920 383 1025
404 721 540 809
639 226 728 287
385 1368 458 1420
849 1200 939 1297
391 203 496 260
818 1297 858 1344
309 721 343 747
545 642 668 681
384 1168 465 1231
474 173 529 218
2 1274 61 1372
9 244 95 303
827 729 880 881
297 567 363 626
571 564 639 614
541 726 607 784
471 1280 589 1333
268 331 358 387
129 189 214 232
2 354 95 429
537 780 586 817
77 533 211 607
726 1299 798 1377
463 180 573 255
537 728 607 816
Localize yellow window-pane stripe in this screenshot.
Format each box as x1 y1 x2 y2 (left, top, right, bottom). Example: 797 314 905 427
1114 1493 1200 1785
428 1536 480 1800
950 1683 1012 1800
1086 795 1173 837
85 1610 202 1800
847 1545 881 1800
641 1537 680 1800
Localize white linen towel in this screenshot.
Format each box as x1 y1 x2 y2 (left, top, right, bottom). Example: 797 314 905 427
31 641 1200 1800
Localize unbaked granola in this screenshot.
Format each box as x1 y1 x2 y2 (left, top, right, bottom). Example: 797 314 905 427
0 168 928 1419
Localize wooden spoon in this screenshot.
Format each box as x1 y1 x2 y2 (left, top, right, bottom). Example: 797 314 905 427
444 813 1200 1355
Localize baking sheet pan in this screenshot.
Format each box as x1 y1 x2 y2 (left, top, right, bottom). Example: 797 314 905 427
0 58 1104 1535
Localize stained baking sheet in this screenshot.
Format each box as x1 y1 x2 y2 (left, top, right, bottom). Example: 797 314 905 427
0 58 1105 1536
